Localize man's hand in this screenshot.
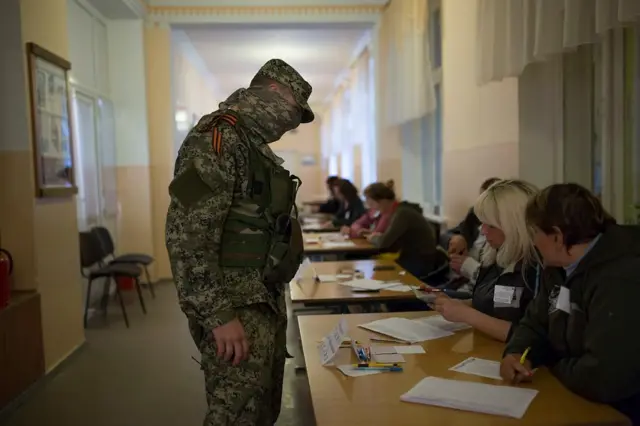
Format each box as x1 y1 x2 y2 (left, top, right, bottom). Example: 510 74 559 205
212 318 249 366
448 235 468 256
449 254 467 274
340 226 351 235
500 354 533 384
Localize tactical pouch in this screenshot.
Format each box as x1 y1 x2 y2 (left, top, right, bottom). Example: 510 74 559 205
219 219 271 268
263 214 304 287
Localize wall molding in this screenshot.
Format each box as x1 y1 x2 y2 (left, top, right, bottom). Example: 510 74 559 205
147 4 382 24
123 0 148 18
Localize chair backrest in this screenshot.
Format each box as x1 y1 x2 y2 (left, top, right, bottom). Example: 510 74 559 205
92 226 115 257
79 231 104 269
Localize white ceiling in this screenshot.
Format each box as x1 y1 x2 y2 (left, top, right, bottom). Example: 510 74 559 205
181 23 372 105
148 0 387 6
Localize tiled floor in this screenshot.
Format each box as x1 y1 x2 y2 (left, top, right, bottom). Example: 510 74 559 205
0 282 316 426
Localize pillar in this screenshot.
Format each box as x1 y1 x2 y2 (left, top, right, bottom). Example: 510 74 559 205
145 22 174 280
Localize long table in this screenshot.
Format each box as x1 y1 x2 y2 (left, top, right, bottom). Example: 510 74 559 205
298 312 629 426
290 259 420 305
303 233 378 257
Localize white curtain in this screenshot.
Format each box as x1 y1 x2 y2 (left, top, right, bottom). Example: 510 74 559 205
477 0 640 85
381 0 437 125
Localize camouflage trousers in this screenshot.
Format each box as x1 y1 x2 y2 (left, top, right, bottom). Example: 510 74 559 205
198 303 287 426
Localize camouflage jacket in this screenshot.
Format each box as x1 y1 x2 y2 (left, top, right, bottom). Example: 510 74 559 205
165 111 285 330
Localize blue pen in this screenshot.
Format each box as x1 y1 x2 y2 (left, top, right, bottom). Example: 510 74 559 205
356 366 403 372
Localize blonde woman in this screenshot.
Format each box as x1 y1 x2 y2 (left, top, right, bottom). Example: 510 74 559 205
433 180 540 342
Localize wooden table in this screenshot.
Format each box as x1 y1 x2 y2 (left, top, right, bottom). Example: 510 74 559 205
290 260 421 305
303 233 379 256
298 312 629 426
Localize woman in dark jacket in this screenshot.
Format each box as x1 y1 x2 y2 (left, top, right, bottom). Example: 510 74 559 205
433 180 540 343
331 179 366 227
315 176 341 214
501 183 640 425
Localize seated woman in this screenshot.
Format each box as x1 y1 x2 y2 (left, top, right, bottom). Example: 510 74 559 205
314 175 341 214
500 183 640 424
331 179 366 227
447 177 501 282
433 179 539 342
340 181 396 238
365 189 437 279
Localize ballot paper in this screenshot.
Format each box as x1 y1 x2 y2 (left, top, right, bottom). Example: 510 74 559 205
449 357 503 381
401 377 539 419
322 241 357 249
336 365 382 377
338 279 397 291
394 345 426 354
373 353 406 363
358 317 454 343
413 315 472 333
383 282 415 292
318 317 348 366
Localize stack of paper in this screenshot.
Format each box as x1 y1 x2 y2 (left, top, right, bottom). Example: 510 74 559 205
413 315 472 332
317 274 352 282
449 357 503 381
401 377 539 419
358 317 454 343
339 279 387 290
322 241 356 248
337 365 383 377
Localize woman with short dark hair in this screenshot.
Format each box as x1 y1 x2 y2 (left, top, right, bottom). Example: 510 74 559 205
341 181 397 237
315 176 341 214
331 179 366 227
501 183 640 424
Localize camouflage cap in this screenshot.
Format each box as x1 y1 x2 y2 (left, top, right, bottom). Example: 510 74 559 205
252 59 314 123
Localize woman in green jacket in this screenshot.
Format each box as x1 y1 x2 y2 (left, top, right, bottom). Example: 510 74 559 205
501 183 640 425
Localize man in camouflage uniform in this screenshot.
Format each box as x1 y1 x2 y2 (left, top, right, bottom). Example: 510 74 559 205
165 59 314 426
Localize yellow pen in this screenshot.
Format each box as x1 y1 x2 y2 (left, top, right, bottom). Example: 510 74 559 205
520 347 531 365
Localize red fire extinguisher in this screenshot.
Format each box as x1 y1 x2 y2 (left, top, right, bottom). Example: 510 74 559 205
0 247 13 309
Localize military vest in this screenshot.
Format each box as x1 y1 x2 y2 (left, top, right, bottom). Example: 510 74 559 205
216 113 305 287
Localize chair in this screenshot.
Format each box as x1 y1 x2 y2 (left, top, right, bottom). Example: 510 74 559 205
420 246 451 287
91 226 156 298
80 231 147 328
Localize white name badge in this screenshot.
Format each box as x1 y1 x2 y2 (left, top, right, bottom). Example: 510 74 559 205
555 286 571 314
345 211 351 219
493 285 515 305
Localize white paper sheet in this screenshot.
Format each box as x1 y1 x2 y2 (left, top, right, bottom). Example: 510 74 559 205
371 345 397 355
304 237 321 244
413 315 472 332
358 317 454 343
339 279 398 291
394 345 426 354
336 365 382 377
318 317 348 366
400 377 539 419
449 357 503 380
373 353 406 363
322 241 357 249
385 284 414 292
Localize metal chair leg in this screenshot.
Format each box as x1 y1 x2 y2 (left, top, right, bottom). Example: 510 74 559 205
84 278 94 328
143 266 155 298
114 282 130 328
134 277 147 314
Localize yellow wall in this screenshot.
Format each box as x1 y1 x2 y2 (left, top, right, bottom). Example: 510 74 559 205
271 118 323 202
441 0 519 223
19 0 85 371
145 23 174 281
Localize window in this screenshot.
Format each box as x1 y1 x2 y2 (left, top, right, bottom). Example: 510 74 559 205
418 0 443 214
328 155 339 176
361 53 377 186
